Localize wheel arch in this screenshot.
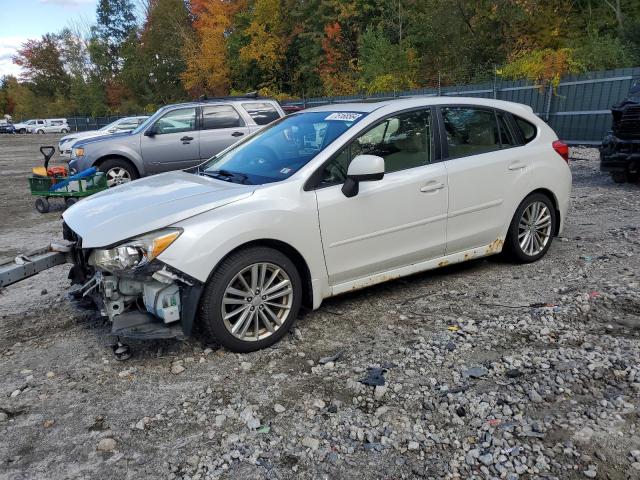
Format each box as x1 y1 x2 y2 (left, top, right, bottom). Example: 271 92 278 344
95 154 141 178
527 188 561 236
205 239 314 312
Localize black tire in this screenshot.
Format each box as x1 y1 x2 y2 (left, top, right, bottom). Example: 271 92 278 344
61 128 69 134
64 197 78 208
18 128 26 134
37 129 45 134
98 158 139 187
504 193 557 263
199 247 302 353
35 197 50 213
611 172 627 184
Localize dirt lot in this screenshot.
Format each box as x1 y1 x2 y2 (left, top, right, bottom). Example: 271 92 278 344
0 133 639 480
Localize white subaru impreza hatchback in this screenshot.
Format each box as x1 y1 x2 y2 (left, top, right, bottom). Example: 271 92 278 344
62 97 572 352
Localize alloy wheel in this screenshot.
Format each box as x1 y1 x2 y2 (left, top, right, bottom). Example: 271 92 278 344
221 262 293 342
518 201 552 256
106 167 131 187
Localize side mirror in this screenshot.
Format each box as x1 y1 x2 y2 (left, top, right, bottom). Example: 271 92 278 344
341 154 384 198
144 126 156 137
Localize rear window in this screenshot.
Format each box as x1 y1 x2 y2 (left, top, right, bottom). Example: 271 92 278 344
514 116 537 143
202 105 243 130
242 102 280 126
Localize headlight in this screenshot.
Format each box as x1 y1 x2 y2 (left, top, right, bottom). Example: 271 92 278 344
89 229 182 272
73 147 84 157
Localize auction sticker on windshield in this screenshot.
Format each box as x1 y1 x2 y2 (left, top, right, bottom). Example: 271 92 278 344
325 112 363 121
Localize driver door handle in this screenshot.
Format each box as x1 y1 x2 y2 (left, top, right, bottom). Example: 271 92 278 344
231 131 244 137
180 136 194 142
420 181 445 193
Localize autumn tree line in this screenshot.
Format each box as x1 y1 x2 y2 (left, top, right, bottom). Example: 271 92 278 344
1 0 639 119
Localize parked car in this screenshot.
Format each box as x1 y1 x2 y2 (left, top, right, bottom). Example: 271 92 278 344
58 116 149 157
62 96 571 352
0 121 14 134
68 98 286 187
13 118 70 134
600 82 640 183
30 118 69 134
13 119 42 134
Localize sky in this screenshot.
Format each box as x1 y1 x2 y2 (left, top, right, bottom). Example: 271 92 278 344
0 0 97 78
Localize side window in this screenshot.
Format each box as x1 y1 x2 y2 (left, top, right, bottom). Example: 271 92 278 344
514 116 537 143
496 112 516 147
319 109 433 186
202 105 243 130
242 102 280 126
442 107 500 159
154 107 196 135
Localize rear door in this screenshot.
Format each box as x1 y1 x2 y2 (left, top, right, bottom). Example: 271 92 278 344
198 105 250 160
141 106 200 173
439 105 522 253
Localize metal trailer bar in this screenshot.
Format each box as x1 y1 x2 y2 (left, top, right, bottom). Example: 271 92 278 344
0 248 68 288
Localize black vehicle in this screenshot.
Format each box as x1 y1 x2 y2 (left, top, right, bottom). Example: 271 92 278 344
600 83 640 183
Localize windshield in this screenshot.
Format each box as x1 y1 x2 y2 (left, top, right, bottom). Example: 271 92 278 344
202 111 366 184
98 119 122 131
132 107 172 134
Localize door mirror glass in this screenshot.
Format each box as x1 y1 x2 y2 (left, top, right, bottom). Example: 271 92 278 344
342 154 384 197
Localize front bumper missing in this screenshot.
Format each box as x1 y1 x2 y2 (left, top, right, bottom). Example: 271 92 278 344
63 223 204 340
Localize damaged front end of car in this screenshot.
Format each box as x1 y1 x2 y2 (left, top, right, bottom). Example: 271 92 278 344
63 223 203 340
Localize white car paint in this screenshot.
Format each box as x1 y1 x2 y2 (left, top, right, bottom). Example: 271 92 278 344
63 96 571 319
58 116 148 156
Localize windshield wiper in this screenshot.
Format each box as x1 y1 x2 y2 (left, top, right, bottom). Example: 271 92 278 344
203 169 252 185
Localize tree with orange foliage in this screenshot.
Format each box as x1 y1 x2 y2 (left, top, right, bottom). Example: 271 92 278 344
183 0 245 96
317 22 357 96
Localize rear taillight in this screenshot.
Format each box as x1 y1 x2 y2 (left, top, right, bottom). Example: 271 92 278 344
552 140 569 163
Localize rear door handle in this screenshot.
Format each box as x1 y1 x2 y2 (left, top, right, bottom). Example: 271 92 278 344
180 136 194 142
419 182 445 193
508 162 527 170
231 131 244 137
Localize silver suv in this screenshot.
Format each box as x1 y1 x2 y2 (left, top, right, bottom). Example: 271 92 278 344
68 98 285 186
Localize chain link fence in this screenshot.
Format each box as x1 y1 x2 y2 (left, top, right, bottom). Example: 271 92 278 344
282 67 640 145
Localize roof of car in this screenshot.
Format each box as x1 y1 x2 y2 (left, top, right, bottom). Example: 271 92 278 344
163 98 279 109
303 96 534 116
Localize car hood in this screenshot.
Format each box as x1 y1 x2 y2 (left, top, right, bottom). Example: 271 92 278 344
63 171 255 248
60 130 102 143
73 131 132 148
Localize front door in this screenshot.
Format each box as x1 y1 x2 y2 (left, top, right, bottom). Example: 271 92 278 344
142 107 200 173
314 108 448 285
198 105 250 160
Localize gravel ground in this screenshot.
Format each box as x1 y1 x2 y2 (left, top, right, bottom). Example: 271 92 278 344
0 134 639 480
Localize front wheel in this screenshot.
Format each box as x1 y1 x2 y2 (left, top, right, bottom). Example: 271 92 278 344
98 158 139 187
199 247 302 353
504 193 557 263
35 197 50 213
37 129 45 134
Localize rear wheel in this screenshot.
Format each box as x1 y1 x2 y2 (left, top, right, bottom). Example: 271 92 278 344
61 128 69 133
505 193 556 263
64 197 78 208
611 172 627 184
98 158 139 187
199 247 302 353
